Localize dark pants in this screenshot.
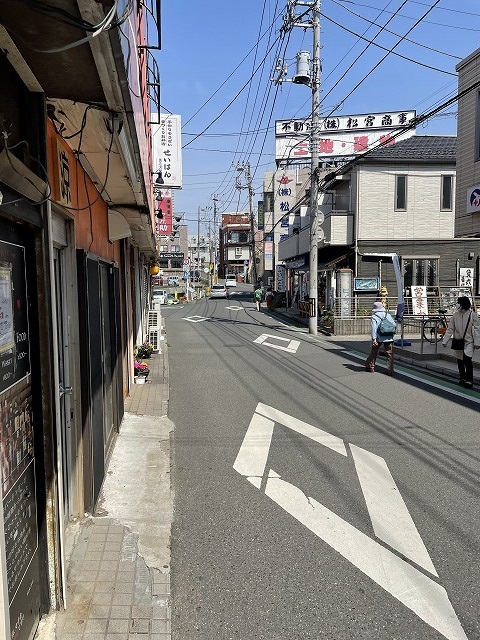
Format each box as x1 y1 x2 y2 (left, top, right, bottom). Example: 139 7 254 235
457 354 473 384
365 341 394 374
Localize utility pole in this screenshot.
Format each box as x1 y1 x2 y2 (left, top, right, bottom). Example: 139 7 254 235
245 163 258 286
197 206 201 277
273 1 322 334
236 162 258 285
309 0 321 335
213 195 218 284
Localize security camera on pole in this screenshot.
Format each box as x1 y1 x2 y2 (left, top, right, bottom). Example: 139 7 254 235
272 0 322 335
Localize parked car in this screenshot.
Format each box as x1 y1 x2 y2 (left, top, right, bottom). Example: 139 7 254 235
225 275 237 287
166 294 179 305
210 284 228 299
152 289 167 304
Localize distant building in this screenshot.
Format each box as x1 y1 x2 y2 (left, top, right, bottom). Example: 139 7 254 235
219 213 252 280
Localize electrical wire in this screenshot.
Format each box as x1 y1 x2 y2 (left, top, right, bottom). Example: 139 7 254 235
330 0 462 60
182 4 285 129
182 34 283 149
0 137 52 207
320 0 444 123
334 0 480 32
26 0 135 54
321 11 456 76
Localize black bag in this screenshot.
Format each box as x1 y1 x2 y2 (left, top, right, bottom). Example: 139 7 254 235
451 312 471 351
451 338 465 350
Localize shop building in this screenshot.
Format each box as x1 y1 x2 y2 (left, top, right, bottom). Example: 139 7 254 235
0 1 160 636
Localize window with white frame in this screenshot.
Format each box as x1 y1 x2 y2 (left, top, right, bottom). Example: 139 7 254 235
235 247 242 257
395 175 407 210
441 175 453 210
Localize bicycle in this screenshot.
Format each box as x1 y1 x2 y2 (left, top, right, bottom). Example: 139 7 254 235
421 309 449 344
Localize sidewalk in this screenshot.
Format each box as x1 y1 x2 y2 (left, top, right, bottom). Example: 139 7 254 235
269 306 480 384
36 336 173 640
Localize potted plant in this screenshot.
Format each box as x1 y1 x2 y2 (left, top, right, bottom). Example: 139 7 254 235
134 361 150 383
136 342 154 359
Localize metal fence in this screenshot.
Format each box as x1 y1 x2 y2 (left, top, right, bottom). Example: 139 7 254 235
330 295 480 319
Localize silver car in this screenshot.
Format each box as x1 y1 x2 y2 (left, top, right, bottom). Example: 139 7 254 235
210 284 228 299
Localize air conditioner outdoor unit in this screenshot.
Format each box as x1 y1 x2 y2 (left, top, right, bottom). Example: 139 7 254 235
147 310 162 352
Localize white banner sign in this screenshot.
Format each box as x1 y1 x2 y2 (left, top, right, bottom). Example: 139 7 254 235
276 128 415 162
276 111 416 137
152 114 183 188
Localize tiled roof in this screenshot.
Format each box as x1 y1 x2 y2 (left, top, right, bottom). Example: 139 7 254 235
362 135 456 162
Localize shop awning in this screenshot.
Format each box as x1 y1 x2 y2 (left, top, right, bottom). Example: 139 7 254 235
318 253 350 270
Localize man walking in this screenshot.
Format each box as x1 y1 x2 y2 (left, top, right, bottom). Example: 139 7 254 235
365 301 396 375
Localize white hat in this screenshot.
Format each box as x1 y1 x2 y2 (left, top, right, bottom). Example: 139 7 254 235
372 302 385 312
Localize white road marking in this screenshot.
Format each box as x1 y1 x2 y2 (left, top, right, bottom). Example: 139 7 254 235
350 444 437 576
265 473 467 640
233 404 467 640
233 413 274 489
253 333 301 353
182 316 209 322
256 403 347 456
226 305 243 311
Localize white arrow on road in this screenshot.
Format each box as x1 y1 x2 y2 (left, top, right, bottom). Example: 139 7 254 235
233 403 467 640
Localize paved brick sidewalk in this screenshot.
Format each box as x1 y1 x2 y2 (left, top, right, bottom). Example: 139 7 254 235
36 338 172 640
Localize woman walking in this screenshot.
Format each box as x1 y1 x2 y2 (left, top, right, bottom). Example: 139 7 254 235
365 302 396 376
442 296 480 389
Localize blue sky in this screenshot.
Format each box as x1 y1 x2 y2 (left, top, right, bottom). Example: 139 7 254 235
157 1 480 233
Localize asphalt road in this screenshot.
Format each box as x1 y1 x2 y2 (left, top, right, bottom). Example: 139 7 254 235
163 288 480 640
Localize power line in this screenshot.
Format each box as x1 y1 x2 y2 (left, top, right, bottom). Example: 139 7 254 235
330 0 462 60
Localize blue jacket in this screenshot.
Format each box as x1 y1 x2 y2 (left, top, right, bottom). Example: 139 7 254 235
371 311 395 342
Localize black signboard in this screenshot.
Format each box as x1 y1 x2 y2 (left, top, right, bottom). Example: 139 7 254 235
159 252 184 260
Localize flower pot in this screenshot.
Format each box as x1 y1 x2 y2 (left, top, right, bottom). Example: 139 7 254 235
134 375 147 384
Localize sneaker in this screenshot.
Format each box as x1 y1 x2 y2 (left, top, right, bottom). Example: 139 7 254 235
386 371 394 376
464 382 473 389
457 380 466 387
365 367 375 373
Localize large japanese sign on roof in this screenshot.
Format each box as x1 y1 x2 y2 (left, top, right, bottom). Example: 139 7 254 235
275 110 416 162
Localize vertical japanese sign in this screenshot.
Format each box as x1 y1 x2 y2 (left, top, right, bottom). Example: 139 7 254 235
56 138 72 207
274 170 297 245
459 267 474 288
264 241 273 271
156 192 173 236
257 201 264 230
276 265 286 292
152 115 182 189
411 285 428 316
